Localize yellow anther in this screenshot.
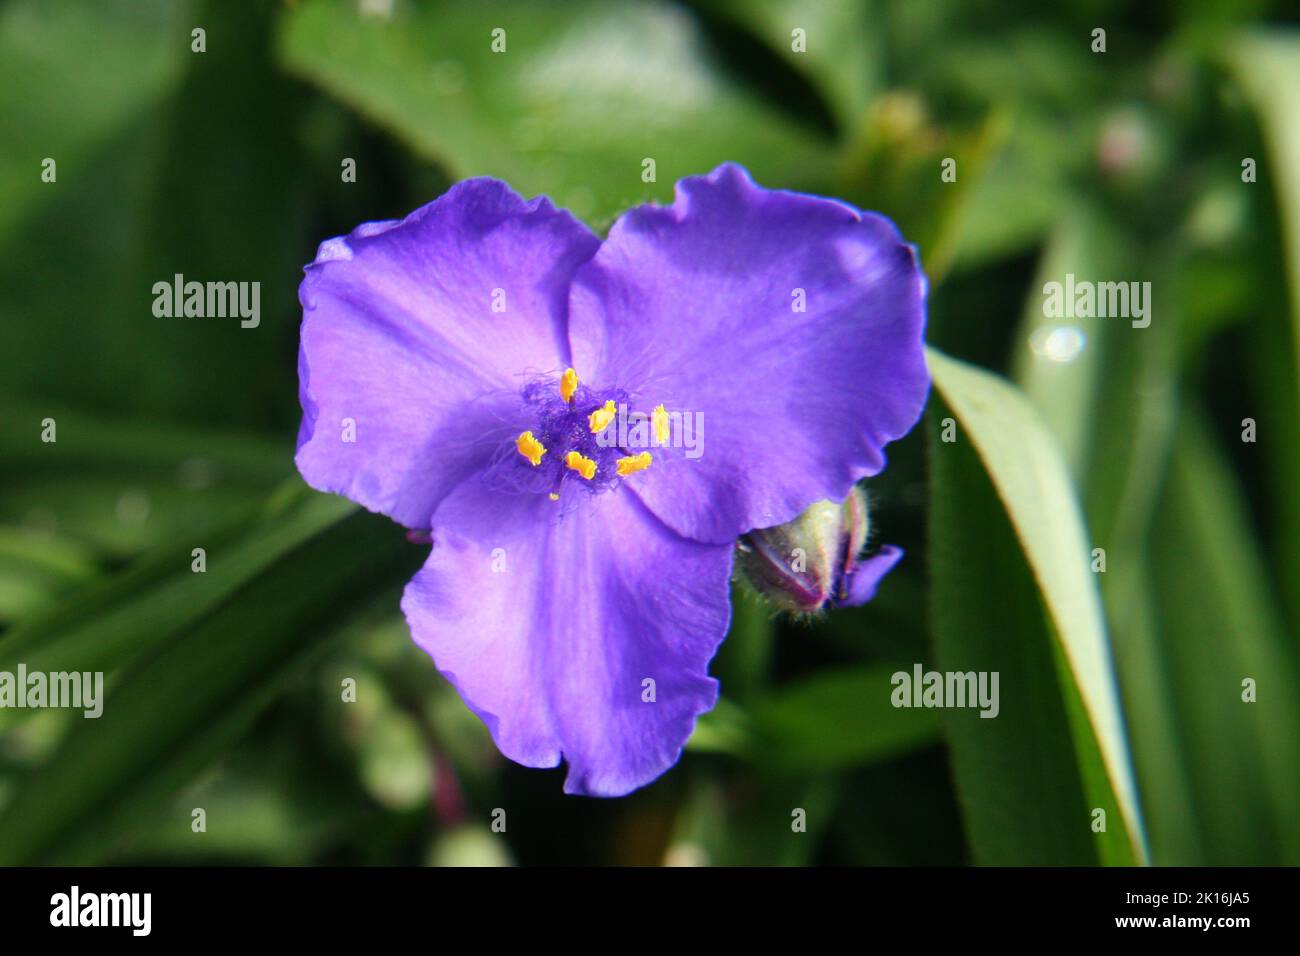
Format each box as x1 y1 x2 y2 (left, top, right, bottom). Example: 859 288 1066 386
652 404 670 445
560 368 579 404
616 452 652 476
588 399 617 434
549 492 560 501
515 431 546 466
565 451 597 480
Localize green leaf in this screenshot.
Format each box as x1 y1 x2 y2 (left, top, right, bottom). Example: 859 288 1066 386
0 526 99 622
690 0 879 130
749 666 942 772
1225 32 1300 633
928 401 1100 864
0 0 191 237
670 771 839 866
0 405 290 562
0 506 423 865
691 665 942 772
928 346 1146 864
0 481 352 680
1226 33 1300 396
709 584 775 703
839 104 1010 285
0 405 293 622
277 0 832 227
1007 212 1203 863
1146 408 1300 864
0 403 287 483
913 27 1104 273
0 1 312 429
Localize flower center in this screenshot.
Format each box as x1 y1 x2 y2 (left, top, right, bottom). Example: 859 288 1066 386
511 368 657 501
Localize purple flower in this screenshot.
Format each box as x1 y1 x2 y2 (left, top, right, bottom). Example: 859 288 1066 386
295 164 928 796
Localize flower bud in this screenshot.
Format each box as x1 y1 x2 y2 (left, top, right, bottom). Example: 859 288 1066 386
735 487 902 613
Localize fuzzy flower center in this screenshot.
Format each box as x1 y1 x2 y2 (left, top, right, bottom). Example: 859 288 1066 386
511 368 657 500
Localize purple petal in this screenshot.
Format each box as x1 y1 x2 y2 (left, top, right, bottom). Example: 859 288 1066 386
296 179 600 529
836 544 904 607
401 482 733 797
568 163 929 544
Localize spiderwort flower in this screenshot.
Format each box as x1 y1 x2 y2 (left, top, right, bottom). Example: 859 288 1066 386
295 164 928 795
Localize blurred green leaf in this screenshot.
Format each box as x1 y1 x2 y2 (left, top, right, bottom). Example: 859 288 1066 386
0 403 288 483
1227 33 1300 390
819 559 930 660
692 664 942 772
1225 31 1300 633
669 771 838 866
685 695 752 756
0 504 422 865
1010 208 1123 476
0 405 291 618
0 1 310 428
710 585 774 702
1 478 271 561
126 767 341 865
840 99 1009 283
947 112 1075 271
749 666 941 772
277 0 832 227
690 0 879 129
0 0 190 236
928 346 1146 864
1147 408 1300 864
0 526 99 622
1008 212 1202 863
909 24 1106 272
0 481 352 680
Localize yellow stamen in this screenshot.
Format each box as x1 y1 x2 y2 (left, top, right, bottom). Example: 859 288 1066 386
588 399 617 434
616 452 652 476
565 451 597 480
560 368 579 404
549 492 560 501
515 430 546 466
652 404 670 445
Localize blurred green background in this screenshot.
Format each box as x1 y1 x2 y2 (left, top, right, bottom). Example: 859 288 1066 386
1 0 1297 865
